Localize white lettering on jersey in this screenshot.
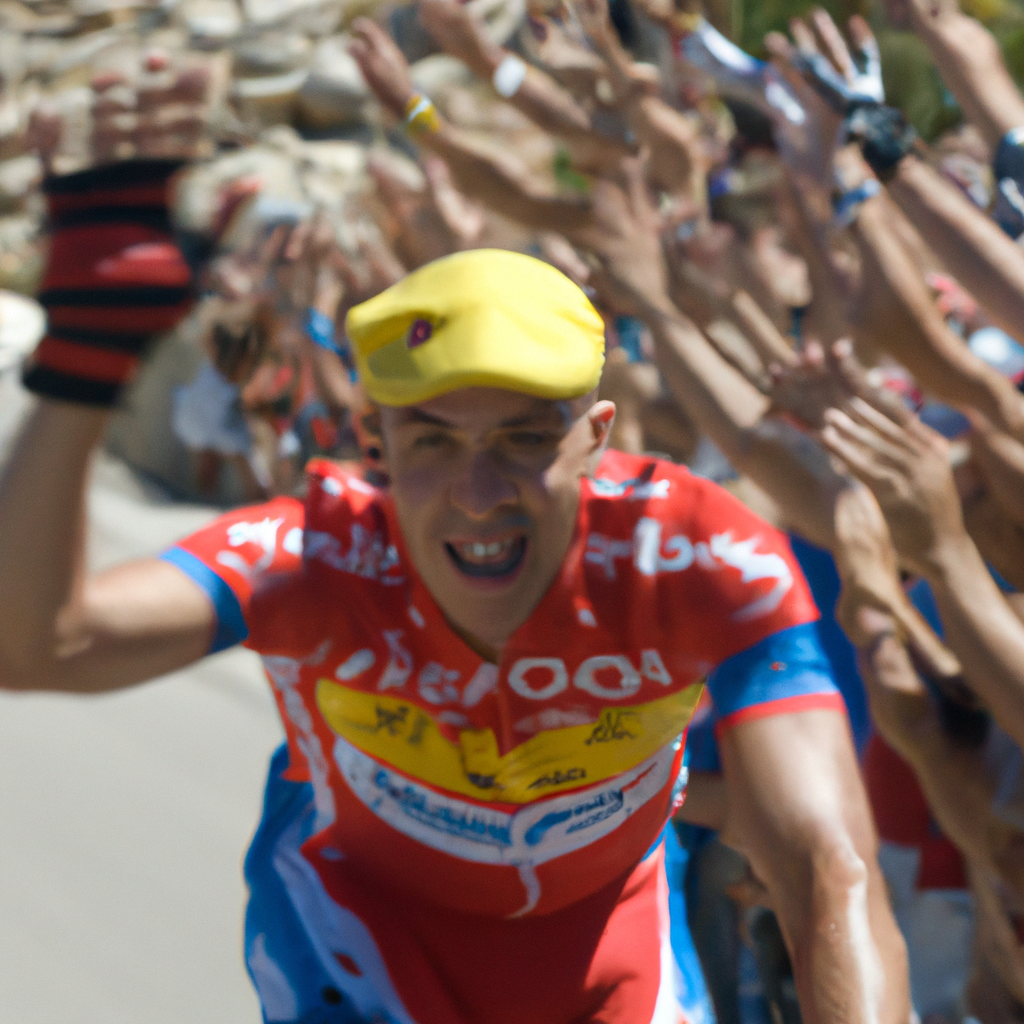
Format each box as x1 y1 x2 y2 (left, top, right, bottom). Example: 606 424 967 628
591 476 672 500
573 654 641 699
588 520 792 620
262 641 336 829
507 651 672 702
336 649 376 681
633 518 695 575
283 527 303 556
508 657 569 700
418 661 462 705
462 663 499 707
584 535 634 579
706 531 793 621
378 630 413 691
304 526 403 584
216 516 286 578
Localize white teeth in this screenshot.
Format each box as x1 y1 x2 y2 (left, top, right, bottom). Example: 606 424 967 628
461 540 512 560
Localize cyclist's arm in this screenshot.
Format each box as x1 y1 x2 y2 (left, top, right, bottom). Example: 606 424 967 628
720 707 909 1024
0 402 214 693
705 624 909 1024
682 486 911 1024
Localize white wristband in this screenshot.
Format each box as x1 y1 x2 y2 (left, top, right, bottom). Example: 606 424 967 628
493 54 527 98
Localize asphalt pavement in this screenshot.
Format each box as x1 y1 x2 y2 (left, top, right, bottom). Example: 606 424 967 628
0 370 285 1024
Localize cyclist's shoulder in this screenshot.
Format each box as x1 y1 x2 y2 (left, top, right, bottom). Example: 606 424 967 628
300 459 405 588
585 449 744 531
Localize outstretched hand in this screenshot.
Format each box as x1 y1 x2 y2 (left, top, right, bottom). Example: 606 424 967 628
28 50 213 176
768 338 910 430
821 397 967 577
417 0 499 78
349 18 418 120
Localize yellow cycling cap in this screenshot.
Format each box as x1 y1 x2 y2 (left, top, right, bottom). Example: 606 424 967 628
345 248 605 407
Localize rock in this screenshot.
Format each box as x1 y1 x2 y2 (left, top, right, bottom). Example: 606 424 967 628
178 0 240 45
231 66 308 125
0 155 42 213
295 34 367 130
0 288 44 371
0 215 42 295
232 31 310 76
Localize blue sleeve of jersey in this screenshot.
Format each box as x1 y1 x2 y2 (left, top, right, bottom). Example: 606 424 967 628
160 547 249 653
705 621 843 734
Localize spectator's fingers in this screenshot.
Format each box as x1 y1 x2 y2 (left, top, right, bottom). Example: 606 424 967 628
731 291 798 368
134 107 208 157
845 397 919 455
789 17 820 57
91 70 129 94
809 7 857 83
91 116 137 163
890 597 963 680
26 107 62 172
92 90 135 119
830 340 912 426
137 66 211 112
144 49 171 73
822 408 912 474
846 15 879 73
902 411 952 457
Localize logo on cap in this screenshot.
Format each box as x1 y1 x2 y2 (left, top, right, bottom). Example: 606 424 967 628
406 318 434 349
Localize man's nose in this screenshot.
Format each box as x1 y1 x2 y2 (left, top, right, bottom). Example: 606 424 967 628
449 451 518 519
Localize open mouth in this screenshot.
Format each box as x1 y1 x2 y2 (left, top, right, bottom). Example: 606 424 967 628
445 536 527 579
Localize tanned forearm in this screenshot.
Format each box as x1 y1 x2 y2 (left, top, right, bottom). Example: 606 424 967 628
909 6 1024 150
638 301 856 550
887 156 1024 349
0 401 107 680
923 532 1024 752
852 192 1024 440
723 712 911 1024
0 400 215 693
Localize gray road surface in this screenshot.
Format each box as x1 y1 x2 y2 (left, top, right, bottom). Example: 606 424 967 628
0 372 284 1023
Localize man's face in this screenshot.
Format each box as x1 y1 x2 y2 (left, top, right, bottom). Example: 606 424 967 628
380 387 610 659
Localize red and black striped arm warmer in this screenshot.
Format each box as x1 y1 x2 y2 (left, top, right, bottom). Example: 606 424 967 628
22 158 196 407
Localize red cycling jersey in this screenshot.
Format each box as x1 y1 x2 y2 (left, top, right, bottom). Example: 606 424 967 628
163 449 833 1023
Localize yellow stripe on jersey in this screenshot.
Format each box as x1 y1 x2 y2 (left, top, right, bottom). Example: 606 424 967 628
315 680 704 804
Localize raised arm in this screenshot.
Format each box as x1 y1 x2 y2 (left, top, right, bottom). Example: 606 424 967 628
848 188 1024 440
884 154 1024 350
823 398 1024 752
0 405 214 693
416 0 633 157
0 60 222 694
349 18 592 234
901 0 1024 151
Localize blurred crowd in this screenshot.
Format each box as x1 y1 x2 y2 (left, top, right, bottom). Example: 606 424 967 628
8 0 1024 1019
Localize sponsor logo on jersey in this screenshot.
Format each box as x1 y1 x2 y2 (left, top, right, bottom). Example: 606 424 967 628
585 517 793 619
332 736 680 866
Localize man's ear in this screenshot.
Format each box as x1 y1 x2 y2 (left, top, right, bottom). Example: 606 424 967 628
583 400 616 474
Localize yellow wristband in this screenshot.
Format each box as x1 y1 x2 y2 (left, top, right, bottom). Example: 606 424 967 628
403 94 441 135
670 11 701 34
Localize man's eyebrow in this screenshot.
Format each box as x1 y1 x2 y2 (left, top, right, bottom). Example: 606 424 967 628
398 404 567 430
402 408 455 427
498 409 568 429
